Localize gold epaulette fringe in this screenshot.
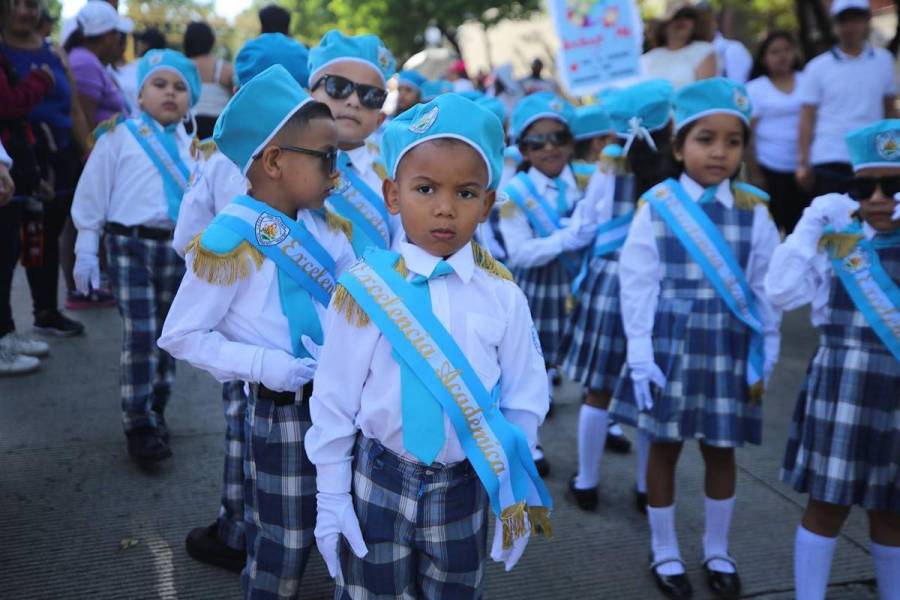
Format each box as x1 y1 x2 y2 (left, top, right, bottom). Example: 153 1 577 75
501 501 528 550
89 112 124 150
190 137 218 161
372 161 388 182
332 257 409 327
575 173 592 192
472 242 513 281
818 231 864 259
186 235 264 285
600 154 628 176
528 506 553 540
748 381 764 406
733 186 766 211
499 201 520 219
325 210 353 241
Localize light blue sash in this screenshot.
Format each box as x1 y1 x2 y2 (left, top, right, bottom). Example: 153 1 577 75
326 151 392 257
340 248 552 540
827 225 900 362
124 113 191 222
205 195 337 357
646 179 765 390
571 211 634 294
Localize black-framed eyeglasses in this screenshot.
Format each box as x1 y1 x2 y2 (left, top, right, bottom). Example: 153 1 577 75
311 74 388 110
846 176 900 201
277 145 338 174
519 130 574 152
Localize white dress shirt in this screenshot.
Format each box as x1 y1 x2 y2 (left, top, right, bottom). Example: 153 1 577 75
173 151 247 257
618 174 782 364
498 165 585 269
158 208 357 383
71 115 195 256
305 238 550 493
342 142 405 243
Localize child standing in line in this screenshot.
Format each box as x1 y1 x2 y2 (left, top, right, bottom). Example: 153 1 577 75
610 78 782 600
71 49 200 464
766 120 900 600
570 104 616 188
306 93 552 599
158 65 356 599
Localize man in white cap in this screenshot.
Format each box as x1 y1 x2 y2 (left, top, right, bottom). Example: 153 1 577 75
796 0 897 197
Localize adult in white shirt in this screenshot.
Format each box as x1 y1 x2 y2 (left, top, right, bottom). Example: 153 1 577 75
641 5 717 90
796 0 897 196
746 31 810 233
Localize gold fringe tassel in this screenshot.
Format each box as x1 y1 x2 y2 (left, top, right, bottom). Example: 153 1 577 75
733 186 766 211
600 154 628 176
748 381 764 406
186 236 264 286
325 210 353 241
191 137 218 161
501 501 528 550
332 256 409 327
528 506 554 540
498 201 519 220
472 242 513 281
818 232 864 259
575 173 592 192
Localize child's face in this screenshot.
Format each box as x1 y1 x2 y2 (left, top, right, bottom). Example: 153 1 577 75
275 117 340 211
853 167 900 233
675 114 745 188
519 118 574 178
395 84 421 114
139 70 190 125
384 140 495 258
310 61 386 147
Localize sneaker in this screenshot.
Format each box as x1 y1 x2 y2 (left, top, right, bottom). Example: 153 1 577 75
65 289 116 311
34 310 85 337
0 332 49 357
0 348 41 376
185 523 246 574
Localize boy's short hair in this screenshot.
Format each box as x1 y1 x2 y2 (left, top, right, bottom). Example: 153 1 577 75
259 5 291 35
282 101 333 132
183 21 215 58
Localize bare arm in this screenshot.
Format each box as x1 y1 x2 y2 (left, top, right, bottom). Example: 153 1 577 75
884 95 897 118
796 104 816 192
694 51 717 81
78 94 98 132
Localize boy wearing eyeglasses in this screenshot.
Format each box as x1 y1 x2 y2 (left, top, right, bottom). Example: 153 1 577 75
308 30 402 257
765 120 900 600
158 65 355 599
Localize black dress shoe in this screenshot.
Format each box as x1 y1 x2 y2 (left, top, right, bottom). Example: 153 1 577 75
703 557 741 599
126 427 172 463
534 448 550 477
650 558 693 600
605 430 632 454
634 489 648 514
567 475 598 511
155 415 170 443
186 523 246 574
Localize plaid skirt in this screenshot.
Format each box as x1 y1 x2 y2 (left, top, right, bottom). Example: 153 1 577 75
781 339 900 511
609 291 762 447
560 255 627 393
514 258 573 365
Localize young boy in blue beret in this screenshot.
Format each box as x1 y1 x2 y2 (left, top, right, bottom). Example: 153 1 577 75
306 93 553 598
71 49 200 465
158 65 356 599
394 69 426 114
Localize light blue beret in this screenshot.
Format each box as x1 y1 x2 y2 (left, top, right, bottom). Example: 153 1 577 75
604 79 674 137
421 79 454 102
509 92 576 142
846 119 900 172
138 49 201 107
235 33 310 88
397 69 427 91
476 95 507 126
674 77 752 132
308 29 396 87
573 105 614 141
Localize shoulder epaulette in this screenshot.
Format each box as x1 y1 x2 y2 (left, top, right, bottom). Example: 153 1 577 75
89 113 126 148
372 160 388 182
186 233 264 286
572 161 597 192
499 197 521 219
599 144 628 176
818 231 864 259
473 242 513 281
732 181 770 211
190 137 218 161
332 253 409 327
324 209 353 241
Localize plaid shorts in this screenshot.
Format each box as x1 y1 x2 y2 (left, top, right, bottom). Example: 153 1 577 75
105 232 184 432
336 436 489 600
218 381 247 551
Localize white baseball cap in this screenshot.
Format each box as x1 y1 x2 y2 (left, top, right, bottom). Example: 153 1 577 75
830 0 870 17
76 1 133 37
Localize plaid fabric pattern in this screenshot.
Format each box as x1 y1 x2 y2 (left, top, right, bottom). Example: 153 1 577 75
610 200 762 447
781 243 900 511
242 386 316 600
218 381 247 551
336 436 489 600
105 233 184 432
514 259 574 366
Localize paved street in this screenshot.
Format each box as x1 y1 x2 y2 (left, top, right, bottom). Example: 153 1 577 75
0 269 880 599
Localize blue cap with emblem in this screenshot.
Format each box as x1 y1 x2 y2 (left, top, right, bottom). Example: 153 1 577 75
382 93 505 190
308 29 396 87
846 119 900 172
605 79 673 137
138 49 202 107
213 64 315 175
235 33 310 88
397 69 427 92
509 92 576 143
421 80 454 102
673 77 752 132
573 105 613 141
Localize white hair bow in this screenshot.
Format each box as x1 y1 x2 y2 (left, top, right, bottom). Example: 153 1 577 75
622 116 657 155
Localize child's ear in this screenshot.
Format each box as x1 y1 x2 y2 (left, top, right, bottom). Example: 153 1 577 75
260 146 282 179
480 190 496 223
672 136 683 163
383 178 401 215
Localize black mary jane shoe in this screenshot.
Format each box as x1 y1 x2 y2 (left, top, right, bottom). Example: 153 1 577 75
649 557 693 600
126 427 172 464
186 523 246 574
703 556 741 599
567 475 599 511
534 446 550 477
605 426 632 454
634 488 648 514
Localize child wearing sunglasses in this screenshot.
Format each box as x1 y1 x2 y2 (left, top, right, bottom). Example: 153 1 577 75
497 92 599 475
158 65 356 599
306 92 552 599
611 78 782 600
765 119 900 600
308 30 401 257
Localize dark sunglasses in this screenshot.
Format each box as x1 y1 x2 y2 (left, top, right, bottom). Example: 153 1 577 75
277 145 338 174
311 74 387 110
519 130 574 152
846 176 900 201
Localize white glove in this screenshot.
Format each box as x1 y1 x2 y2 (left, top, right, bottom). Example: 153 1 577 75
255 348 317 392
558 216 597 252
893 193 900 221
300 335 322 361
73 253 100 295
807 193 860 231
629 361 667 411
314 491 368 580
763 335 780 387
490 515 530 572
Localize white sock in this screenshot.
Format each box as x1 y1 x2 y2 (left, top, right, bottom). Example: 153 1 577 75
871 541 900 600
574 405 608 489
532 429 544 461
648 504 684 576
546 370 555 402
608 421 625 437
703 496 736 573
794 526 837 600
635 430 650 493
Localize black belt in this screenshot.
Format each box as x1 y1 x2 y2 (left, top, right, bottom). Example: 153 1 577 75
257 382 313 406
105 222 173 240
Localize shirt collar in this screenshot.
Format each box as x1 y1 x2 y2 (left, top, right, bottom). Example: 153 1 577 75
679 173 734 208
345 143 375 174
528 164 576 196
398 237 475 284
831 43 874 60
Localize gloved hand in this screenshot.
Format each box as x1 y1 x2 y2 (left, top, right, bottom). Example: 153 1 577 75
763 335 780 387
314 491 368 579
73 253 100 295
255 348 317 392
300 335 322 362
558 215 597 252
893 193 900 221
629 361 667 411
490 514 530 572
806 193 860 232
